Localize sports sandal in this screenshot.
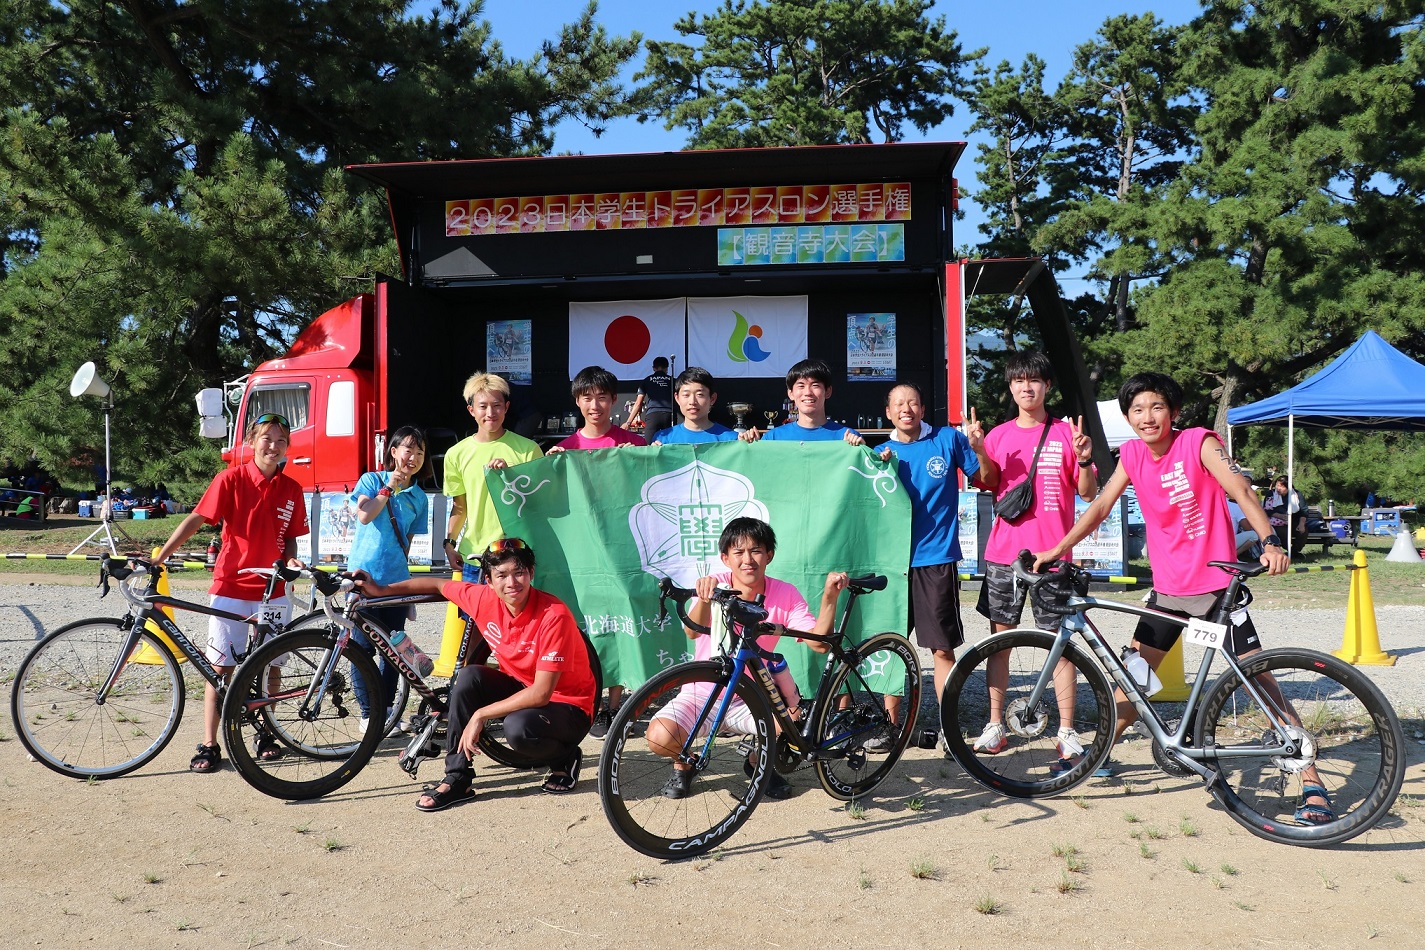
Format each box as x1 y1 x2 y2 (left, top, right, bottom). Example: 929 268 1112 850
973 721 1008 755
416 782 475 812
255 734 284 762
1295 784 1336 825
542 749 582 794
189 742 222 774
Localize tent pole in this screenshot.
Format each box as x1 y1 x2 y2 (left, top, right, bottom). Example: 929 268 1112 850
1287 415 1295 558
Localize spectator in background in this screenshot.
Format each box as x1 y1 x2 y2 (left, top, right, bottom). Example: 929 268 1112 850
629 356 674 437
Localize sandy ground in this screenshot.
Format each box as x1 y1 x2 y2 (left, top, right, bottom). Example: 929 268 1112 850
2 575 1424 949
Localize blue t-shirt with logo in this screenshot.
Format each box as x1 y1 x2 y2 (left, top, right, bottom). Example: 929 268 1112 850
762 421 860 442
885 427 980 567
346 471 429 585
654 423 739 444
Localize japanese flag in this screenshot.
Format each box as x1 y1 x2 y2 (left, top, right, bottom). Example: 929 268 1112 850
568 298 686 379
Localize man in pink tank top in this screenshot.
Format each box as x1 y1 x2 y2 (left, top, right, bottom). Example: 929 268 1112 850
1033 374 1331 824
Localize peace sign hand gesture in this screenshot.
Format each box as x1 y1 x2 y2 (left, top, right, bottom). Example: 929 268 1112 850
1070 415 1093 465
964 407 985 451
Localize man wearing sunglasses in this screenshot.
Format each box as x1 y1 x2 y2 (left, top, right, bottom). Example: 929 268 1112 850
356 537 597 810
155 412 308 774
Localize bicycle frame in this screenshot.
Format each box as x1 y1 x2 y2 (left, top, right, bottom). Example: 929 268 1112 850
1015 582 1305 781
676 586 887 771
96 565 294 703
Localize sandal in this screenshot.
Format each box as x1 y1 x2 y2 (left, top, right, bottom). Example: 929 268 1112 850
660 769 694 799
1295 784 1336 825
416 782 475 812
189 742 222 774
255 734 284 762
542 749 582 794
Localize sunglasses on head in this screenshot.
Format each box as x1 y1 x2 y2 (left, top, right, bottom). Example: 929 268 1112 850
483 537 530 558
254 412 291 429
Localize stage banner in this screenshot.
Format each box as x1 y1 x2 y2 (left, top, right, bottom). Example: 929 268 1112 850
568 298 685 379
688 295 807 379
485 441 910 696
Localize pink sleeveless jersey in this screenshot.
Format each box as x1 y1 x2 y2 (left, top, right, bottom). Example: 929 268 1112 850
984 418 1087 564
1119 428 1236 596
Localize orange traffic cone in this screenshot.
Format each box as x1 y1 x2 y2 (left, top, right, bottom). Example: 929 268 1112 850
1333 549 1396 666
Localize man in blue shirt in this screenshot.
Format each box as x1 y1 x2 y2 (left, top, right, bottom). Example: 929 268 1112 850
741 359 865 445
652 367 740 444
878 382 993 740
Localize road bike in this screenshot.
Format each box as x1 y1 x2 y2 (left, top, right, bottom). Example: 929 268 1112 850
598 575 921 858
10 557 339 779
222 578 601 800
940 554 1405 847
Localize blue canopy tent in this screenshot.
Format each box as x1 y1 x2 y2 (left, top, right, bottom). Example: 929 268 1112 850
1226 330 1425 552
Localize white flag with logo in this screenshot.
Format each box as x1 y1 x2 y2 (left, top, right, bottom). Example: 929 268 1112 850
688 296 807 379
568 298 686 379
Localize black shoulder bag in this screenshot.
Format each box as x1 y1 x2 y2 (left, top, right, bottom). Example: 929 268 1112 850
992 420 1052 522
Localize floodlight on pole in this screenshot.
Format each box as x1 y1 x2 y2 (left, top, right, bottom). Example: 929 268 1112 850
68 361 133 555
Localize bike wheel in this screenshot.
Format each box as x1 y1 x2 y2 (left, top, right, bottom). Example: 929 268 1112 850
941 629 1114 798
598 661 774 858
222 630 385 800
811 633 922 800
1196 648 1405 846
285 611 409 740
11 619 186 779
480 629 604 769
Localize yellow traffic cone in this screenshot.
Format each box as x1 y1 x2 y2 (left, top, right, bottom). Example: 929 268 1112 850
1334 549 1396 665
1151 638 1191 701
432 601 466 678
133 546 186 665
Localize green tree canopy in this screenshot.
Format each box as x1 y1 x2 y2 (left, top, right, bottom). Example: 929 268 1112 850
0 0 640 492
636 0 978 148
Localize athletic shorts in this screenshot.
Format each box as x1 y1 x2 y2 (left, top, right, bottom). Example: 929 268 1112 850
207 594 290 667
975 560 1060 632
908 562 965 654
1133 589 1261 655
652 688 761 739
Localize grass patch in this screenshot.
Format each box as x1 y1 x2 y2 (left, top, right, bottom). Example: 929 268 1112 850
1051 843 1080 858
1178 817 1199 837
322 837 344 853
1220 863 1238 876
858 870 872 890
142 873 161 885
974 894 1002 915
1319 870 1337 891
1182 858 1201 874
1123 812 1140 823
1139 843 1155 859
910 859 939 880
627 871 657 887
846 800 867 820
1056 872 1082 894
906 796 926 812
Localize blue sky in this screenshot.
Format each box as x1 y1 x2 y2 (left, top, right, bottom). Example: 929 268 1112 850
477 0 1204 254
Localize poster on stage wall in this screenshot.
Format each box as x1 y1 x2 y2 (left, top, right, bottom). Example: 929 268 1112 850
486 319 532 384
847 312 895 380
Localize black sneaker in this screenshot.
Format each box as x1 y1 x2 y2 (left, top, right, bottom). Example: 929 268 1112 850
589 704 614 740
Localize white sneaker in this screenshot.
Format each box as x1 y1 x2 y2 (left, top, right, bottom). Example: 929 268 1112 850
1056 727 1085 758
973 721 1008 754
358 717 370 734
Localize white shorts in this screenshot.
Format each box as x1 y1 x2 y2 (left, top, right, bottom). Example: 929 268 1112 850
652 687 760 740
207 595 290 667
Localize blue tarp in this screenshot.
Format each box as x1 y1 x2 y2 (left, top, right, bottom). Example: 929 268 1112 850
1226 331 1425 431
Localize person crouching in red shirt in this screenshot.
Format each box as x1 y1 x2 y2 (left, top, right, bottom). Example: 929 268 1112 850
357 538 597 811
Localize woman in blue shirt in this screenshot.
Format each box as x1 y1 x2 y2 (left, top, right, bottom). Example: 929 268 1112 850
348 426 432 731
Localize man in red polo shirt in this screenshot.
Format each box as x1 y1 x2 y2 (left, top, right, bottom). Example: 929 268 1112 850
357 538 597 811
155 412 308 774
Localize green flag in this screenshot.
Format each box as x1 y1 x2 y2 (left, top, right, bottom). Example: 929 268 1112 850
485 441 911 695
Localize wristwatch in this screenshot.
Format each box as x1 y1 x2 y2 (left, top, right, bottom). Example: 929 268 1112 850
377 486 392 498
443 538 457 549
1261 535 1283 548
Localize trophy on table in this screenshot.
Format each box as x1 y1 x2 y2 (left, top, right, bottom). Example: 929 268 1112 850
764 410 779 431
728 401 753 433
